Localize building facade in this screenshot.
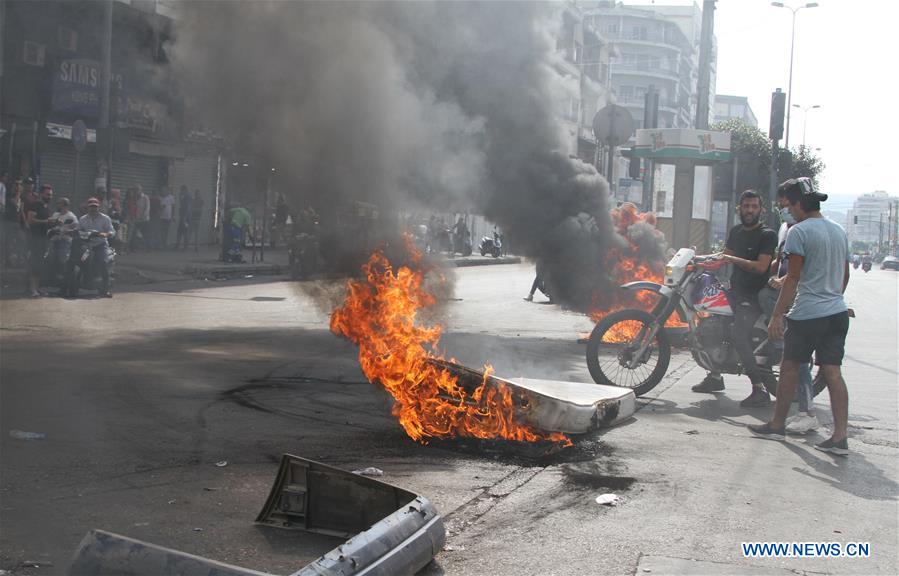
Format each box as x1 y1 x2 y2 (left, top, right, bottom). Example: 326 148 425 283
847 191 899 249
0 0 220 240
713 94 757 128
582 1 715 131
555 2 614 165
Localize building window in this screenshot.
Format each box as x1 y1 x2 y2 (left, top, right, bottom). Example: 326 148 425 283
619 86 634 102
632 26 648 40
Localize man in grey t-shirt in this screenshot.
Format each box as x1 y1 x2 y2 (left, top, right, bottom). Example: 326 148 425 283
749 177 851 456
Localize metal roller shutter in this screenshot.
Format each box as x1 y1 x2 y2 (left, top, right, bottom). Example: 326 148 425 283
110 153 164 196
39 138 99 205
169 153 218 244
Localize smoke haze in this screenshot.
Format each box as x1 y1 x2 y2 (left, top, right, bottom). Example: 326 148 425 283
170 1 663 312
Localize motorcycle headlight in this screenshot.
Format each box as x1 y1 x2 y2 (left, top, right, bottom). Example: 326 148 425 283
665 266 673 277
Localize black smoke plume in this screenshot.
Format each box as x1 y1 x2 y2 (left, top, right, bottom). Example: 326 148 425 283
169 1 664 312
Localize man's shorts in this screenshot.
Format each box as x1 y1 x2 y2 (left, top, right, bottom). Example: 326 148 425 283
783 311 849 366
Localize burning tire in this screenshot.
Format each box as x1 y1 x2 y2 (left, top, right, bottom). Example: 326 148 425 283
586 309 671 397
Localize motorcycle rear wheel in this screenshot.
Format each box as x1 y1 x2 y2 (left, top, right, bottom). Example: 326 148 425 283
586 309 671 397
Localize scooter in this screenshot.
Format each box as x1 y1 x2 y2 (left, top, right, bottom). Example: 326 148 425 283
44 223 78 289
479 230 503 258
862 259 872 273
64 230 115 298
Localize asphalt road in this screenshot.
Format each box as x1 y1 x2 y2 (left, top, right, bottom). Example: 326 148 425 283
1 262 896 575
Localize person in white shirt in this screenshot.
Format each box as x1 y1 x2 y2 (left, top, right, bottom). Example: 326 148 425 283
49 197 79 233
159 187 175 249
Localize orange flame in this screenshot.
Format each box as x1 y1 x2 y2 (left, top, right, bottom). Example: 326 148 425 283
331 238 570 446
589 204 686 338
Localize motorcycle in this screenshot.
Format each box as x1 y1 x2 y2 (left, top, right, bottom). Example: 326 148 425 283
585 247 828 398
64 230 115 298
862 259 872 273
479 231 503 258
288 230 319 280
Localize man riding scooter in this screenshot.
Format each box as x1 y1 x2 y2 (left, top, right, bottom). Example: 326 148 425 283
70 197 115 298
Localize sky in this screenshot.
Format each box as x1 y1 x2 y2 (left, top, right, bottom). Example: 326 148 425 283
630 0 898 212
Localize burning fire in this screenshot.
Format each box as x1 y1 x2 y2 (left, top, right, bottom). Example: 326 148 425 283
589 204 686 338
331 238 570 446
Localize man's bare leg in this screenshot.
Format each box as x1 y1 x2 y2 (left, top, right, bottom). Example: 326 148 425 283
769 360 799 428
821 364 848 441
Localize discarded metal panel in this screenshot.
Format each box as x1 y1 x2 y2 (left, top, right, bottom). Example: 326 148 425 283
426 358 636 434
259 454 445 576
66 529 272 576
67 455 445 576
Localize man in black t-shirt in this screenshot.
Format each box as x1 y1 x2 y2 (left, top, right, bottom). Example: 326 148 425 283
692 189 778 407
24 184 55 297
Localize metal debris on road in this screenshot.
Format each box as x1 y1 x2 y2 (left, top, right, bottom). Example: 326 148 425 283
594 493 620 506
685 429 699 435
192 527 203 532
8 429 46 440
215 460 228 467
352 467 384 477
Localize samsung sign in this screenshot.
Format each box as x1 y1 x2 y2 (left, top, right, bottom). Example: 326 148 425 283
51 59 123 117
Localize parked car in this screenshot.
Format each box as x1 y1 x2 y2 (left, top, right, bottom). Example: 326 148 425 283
881 256 899 271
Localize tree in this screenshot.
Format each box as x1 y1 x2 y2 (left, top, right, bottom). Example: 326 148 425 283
710 118 826 200
783 145 826 189
710 118 771 195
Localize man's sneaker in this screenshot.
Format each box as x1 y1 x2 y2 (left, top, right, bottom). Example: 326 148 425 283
814 437 849 456
523 295 533 302
786 413 820 435
748 422 785 441
740 388 772 407
691 374 725 393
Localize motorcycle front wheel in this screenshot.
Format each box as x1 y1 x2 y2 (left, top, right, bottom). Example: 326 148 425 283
586 309 671 397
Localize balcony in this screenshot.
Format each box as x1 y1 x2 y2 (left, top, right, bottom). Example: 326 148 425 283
611 63 679 82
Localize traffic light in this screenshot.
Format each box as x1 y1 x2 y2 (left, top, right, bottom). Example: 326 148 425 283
769 89 786 141
629 158 641 179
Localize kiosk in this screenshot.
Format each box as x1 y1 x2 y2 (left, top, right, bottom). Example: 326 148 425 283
633 128 731 253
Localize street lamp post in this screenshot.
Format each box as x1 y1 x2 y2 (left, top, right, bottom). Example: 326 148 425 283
771 1 819 149
792 103 820 147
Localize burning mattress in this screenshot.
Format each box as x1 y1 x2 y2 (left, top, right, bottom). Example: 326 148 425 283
428 359 635 435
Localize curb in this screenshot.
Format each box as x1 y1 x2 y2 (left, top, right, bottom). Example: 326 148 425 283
449 256 521 267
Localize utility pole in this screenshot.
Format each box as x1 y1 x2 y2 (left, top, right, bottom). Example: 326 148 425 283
695 0 716 130
99 0 113 197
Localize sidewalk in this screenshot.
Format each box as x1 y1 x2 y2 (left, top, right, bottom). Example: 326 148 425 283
0 244 521 295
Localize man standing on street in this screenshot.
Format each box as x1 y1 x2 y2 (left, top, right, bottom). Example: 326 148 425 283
692 190 777 407
173 186 191 250
749 178 851 455
159 187 175 249
24 184 55 297
131 185 150 252
190 189 204 251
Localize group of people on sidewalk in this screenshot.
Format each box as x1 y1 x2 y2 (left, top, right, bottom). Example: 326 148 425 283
1 179 114 297
120 185 204 253
1 172 207 298
688 179 851 455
